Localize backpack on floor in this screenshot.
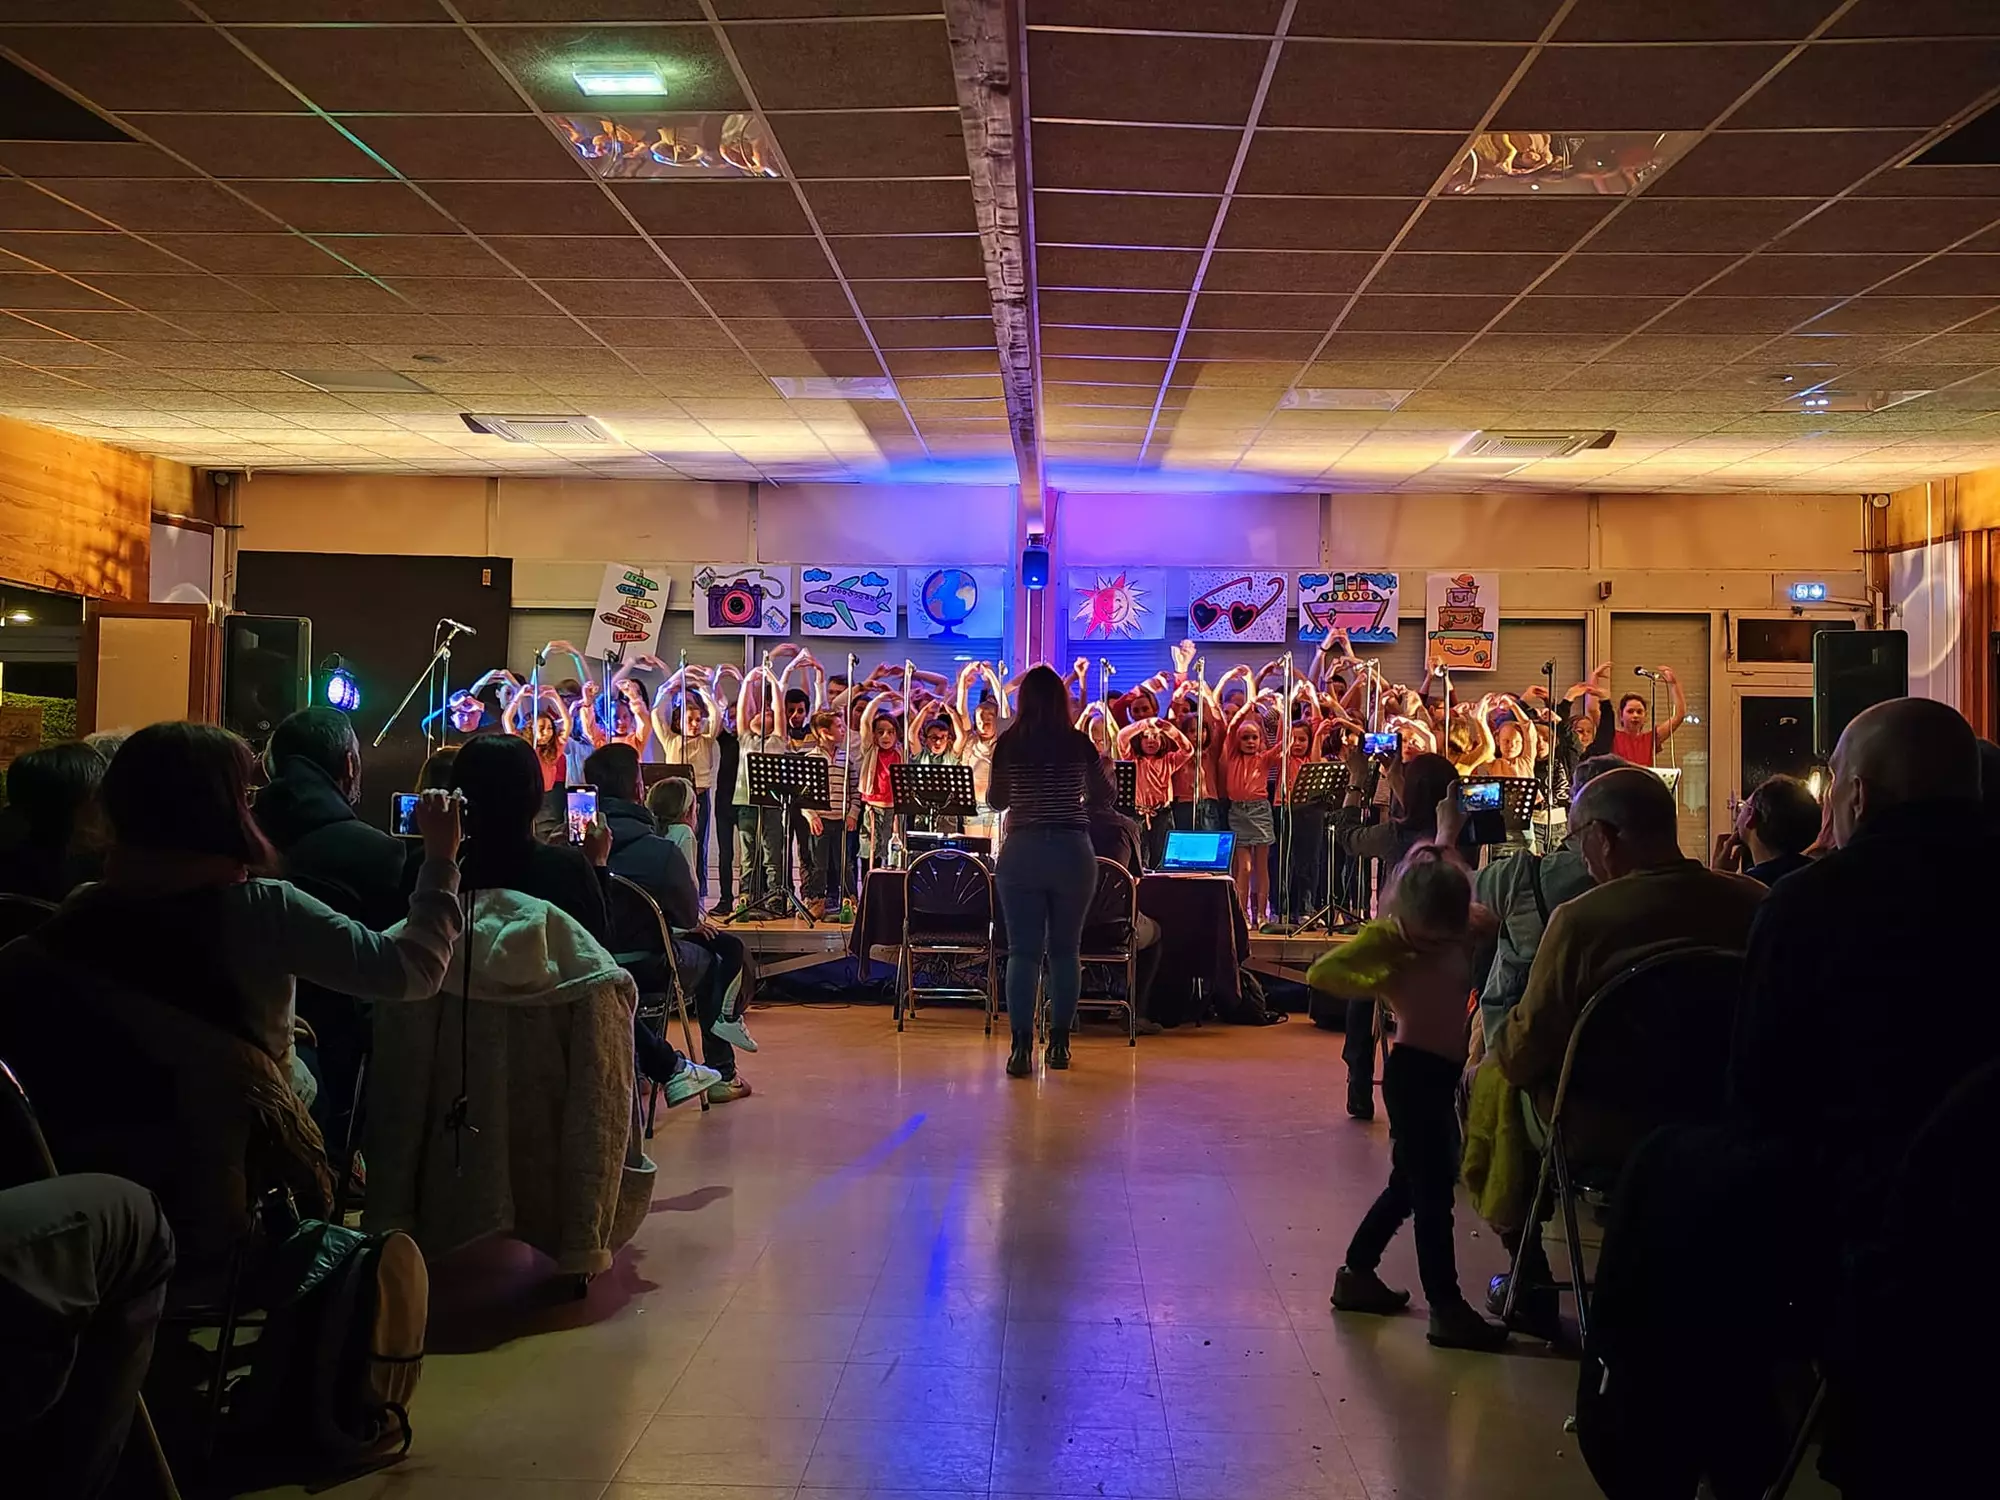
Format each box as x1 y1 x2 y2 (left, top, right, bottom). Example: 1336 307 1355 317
234 1219 428 1468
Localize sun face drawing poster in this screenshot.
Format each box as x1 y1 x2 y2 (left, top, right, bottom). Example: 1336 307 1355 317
1187 569 1289 644
799 565 898 639
907 566 1008 640
1425 571 1498 672
692 564 792 636
1297 571 1398 645
1068 568 1165 641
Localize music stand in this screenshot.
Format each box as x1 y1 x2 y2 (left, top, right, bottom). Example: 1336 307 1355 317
1113 760 1137 816
730 752 827 926
1285 761 1362 933
890 762 976 836
641 760 694 790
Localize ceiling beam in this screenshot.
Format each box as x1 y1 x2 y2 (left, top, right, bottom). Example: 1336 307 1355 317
943 0 1042 523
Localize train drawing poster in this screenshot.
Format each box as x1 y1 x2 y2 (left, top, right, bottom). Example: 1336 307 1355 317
1425 571 1498 672
1297 571 1398 645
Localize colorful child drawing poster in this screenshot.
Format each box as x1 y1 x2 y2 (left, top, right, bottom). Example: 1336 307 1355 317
907 566 1008 640
1068 568 1165 640
799 565 898 639
1425 571 1498 672
692 564 792 636
1187 569 1288 644
584 563 671 660
1298 570 1398 645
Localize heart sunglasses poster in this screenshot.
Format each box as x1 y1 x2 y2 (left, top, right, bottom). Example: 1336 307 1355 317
1187 569 1289 644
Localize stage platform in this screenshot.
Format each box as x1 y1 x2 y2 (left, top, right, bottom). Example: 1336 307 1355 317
728 914 1349 985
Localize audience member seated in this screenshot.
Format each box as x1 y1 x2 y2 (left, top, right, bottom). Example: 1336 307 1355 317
364 884 651 1282
14 722 464 1109
1494 767 1764 1164
0 1174 175 1497
647 775 699 874
418 744 459 791
1084 777 1163 1034
586 742 757 1102
1579 699 2000 1498
449 733 718 1107
1718 773 1819 886
254 707 410 1146
0 742 107 903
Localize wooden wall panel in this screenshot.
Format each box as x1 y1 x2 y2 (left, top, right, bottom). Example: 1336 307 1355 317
0 414 151 602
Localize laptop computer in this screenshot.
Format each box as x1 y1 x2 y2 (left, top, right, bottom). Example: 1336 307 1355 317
1159 829 1236 873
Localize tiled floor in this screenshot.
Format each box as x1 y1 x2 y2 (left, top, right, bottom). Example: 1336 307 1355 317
304 1006 1615 1500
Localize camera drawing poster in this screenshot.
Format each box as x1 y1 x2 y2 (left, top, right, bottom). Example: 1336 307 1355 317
1298 571 1398 644
1187 569 1288 644
1425 571 1498 672
585 563 672 660
799 565 899 638
692 564 792 636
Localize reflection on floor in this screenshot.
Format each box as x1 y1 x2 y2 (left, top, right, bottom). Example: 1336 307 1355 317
278 1006 1621 1500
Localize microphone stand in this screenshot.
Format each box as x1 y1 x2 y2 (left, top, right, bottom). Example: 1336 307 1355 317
374 617 472 752
1540 658 1557 853
1278 651 1293 930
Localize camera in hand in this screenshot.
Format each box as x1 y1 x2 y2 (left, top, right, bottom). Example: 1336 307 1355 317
565 785 598 845
1362 730 1400 757
391 792 421 838
1456 780 1503 813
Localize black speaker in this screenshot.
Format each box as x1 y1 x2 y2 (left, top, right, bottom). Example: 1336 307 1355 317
1814 628 1907 756
223 613 312 747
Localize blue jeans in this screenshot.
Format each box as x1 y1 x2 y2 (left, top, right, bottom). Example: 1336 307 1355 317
994 825 1097 1046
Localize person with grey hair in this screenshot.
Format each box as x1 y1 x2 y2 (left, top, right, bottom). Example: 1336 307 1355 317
1493 767 1764 1168
82 728 129 763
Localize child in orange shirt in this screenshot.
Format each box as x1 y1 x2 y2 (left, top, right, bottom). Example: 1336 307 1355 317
1116 716 1192 870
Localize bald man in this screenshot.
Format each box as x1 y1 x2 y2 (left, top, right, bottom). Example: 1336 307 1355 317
1495 767 1765 1166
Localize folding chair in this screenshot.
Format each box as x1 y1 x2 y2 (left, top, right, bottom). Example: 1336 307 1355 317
605 873 707 1130
896 849 995 1032
1501 945 1742 1345
1 1057 184 1499
1063 857 1141 1046
0 892 58 946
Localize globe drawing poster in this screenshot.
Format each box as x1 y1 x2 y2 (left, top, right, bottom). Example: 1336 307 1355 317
1069 568 1166 640
800 565 899 638
907 566 1008 640
692 564 792 636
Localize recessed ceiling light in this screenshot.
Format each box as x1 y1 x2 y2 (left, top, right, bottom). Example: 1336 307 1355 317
1764 390 1931 414
1279 388 1412 411
283 368 434 395
574 69 667 97
770 376 898 400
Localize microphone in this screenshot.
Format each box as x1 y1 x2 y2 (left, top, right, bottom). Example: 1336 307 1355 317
440 617 478 636
1634 666 1662 680
1542 660 1555 675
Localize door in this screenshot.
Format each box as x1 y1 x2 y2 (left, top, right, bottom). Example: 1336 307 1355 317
1730 684 1817 818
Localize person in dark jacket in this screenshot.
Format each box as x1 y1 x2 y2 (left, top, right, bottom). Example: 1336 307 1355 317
1718 773 1819 887
254 707 412 1147
451 733 718 1107
585 744 756 1103
0 742 107 904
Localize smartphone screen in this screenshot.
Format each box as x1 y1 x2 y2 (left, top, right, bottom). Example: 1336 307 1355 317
391 792 421 837
565 786 598 844
1362 730 1400 757
1458 780 1503 812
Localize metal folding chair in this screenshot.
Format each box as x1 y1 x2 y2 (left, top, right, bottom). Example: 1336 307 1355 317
0 892 58 947
1063 857 1141 1046
605 873 707 1130
1501 945 1743 1344
896 849 996 1032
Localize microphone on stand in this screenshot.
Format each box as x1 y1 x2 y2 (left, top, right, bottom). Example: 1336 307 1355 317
1634 666 1663 680
440 617 478 636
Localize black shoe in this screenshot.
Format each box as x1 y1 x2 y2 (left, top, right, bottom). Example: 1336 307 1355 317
1046 1031 1071 1070
1330 1265 1411 1316
1486 1274 1563 1341
1006 1043 1033 1078
1347 1096 1375 1121
1427 1299 1510 1352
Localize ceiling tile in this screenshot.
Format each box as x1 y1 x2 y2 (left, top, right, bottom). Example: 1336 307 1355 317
1037 192 1220 248
849 280 989 317
1729 40 2000 129
1037 246 1202 290
1587 197 1812 252
425 181 632 236
1368 250 1557 295
540 277 707 317
155 233 357 276
1496 295 1679 334
0 25 301 111
1399 198 1613 252
1176 330 1325 359
1495 44 1789 130
1879 256 2000 297
0 273 126 311
0 232 188 275
1534 253 1733 296
802 180 975 236
236 26 529 113
1040 289 1186 327
825 235 980 281
0 141 195 179
347 115 582 182
1651 129 1921 198
611 180 809 236
33 177 273 233
1202 250 1377 293
1033 123 1241 196
723 19 955 110
480 235 671 279
1828 0 2000 38
237 180 456 234
1290 0 1565 40
138 113 392 180
1703 253 1921 298
1648 294 1844 333
1555 0 1836 42
1028 30 1273 127
320 235 512 278
1802 297 1999 335
1342 293 1509 332
383 277 555 315
1192 291 1356 330
854 317 992 349
1040 326 1177 358
1773 198 2000 254
697 280 854 319
1218 197 1413 250
1263 42 1528 130
1234 129 1460 197
771 110 968 179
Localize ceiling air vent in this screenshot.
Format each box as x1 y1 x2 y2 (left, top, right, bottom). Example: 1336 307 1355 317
0 59 133 143
461 413 615 444
1458 429 1613 460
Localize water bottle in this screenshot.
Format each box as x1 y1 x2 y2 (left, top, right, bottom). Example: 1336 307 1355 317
886 827 906 870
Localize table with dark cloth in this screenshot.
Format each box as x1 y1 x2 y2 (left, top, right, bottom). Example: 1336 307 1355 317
849 868 1245 1025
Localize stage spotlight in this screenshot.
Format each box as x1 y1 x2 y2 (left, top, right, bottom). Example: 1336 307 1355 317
318 654 360 713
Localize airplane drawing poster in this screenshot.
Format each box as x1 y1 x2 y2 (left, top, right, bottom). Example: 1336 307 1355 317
1425 571 1498 672
1297 571 1398 645
1187 569 1289 644
799 565 899 638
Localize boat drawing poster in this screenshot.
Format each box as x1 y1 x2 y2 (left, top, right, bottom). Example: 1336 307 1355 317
1297 571 1398 645
1187 569 1289 644
692 564 792 636
799 565 899 639
1425 571 1498 673
907 566 1008 640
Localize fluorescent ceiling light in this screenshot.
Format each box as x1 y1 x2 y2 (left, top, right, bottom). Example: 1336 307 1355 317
1279 388 1412 411
770 376 898 400
574 69 667 96
1765 390 1931 414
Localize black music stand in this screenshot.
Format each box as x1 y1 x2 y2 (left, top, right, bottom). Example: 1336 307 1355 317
1288 761 1363 933
641 760 695 791
1113 760 1137 816
730 752 827 926
890 761 975 836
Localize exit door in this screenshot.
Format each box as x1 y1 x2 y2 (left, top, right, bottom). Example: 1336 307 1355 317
1732 687 1817 811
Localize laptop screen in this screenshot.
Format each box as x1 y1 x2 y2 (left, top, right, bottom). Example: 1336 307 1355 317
1160 829 1235 872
